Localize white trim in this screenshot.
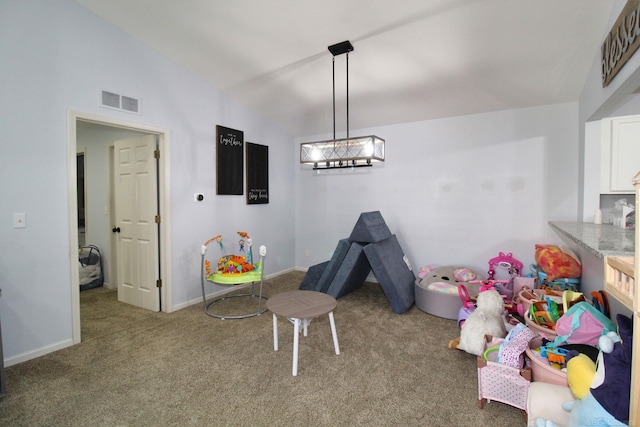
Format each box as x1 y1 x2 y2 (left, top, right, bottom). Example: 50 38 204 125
4 339 74 367
67 110 173 345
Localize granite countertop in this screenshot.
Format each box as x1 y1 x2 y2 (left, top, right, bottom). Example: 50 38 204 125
549 221 635 260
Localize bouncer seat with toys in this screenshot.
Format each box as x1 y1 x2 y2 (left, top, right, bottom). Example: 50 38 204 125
200 231 268 319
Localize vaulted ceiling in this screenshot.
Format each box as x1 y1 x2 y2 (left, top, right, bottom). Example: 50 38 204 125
74 0 615 137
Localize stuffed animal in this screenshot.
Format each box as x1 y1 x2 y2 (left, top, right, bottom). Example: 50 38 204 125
454 290 507 356
417 265 435 280
534 313 633 427
534 244 582 281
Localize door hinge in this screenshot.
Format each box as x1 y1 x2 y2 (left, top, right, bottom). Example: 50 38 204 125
154 149 160 159
156 279 162 288
155 215 161 223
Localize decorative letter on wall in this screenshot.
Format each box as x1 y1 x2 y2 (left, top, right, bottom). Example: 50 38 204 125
246 142 269 204
216 125 244 195
602 1 640 87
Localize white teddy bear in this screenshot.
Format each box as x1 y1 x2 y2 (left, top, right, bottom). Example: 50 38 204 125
456 290 508 356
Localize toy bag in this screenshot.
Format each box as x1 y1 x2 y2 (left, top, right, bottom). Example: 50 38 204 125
551 301 617 347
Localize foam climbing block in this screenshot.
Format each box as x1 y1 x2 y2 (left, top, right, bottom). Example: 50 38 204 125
299 261 329 291
317 238 351 293
326 241 371 299
348 211 392 244
363 235 416 314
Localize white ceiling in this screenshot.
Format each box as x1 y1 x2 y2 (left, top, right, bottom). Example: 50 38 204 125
74 0 615 137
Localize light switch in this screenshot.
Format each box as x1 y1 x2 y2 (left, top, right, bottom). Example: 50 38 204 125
13 213 26 228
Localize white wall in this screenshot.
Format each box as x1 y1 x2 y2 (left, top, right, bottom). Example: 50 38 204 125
295 103 580 276
577 0 640 319
0 0 295 364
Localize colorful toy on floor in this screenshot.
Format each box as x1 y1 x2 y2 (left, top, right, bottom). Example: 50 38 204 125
477 333 532 411
416 265 485 320
533 314 633 427
590 290 610 317
488 251 523 280
455 290 508 357
534 244 581 282
210 232 256 276
539 345 569 366
530 296 563 330
550 301 618 348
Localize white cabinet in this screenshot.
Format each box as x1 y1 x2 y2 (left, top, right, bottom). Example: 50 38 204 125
601 115 640 193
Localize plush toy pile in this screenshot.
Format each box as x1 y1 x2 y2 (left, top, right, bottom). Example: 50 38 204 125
533 314 633 427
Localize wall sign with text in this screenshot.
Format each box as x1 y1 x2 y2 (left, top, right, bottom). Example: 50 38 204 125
216 125 244 195
246 142 269 204
602 1 640 87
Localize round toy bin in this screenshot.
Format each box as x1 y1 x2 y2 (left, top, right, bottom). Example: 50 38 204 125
414 277 481 320
526 336 567 386
517 288 545 315
526 336 599 386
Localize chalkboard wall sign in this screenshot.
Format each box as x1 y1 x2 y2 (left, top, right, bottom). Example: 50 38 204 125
246 142 269 204
216 125 244 195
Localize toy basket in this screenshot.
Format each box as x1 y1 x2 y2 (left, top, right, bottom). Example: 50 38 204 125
477 335 531 411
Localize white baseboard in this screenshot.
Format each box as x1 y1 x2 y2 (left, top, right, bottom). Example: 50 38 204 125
4 338 74 367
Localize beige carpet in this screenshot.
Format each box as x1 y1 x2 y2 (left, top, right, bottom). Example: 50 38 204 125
0 271 526 426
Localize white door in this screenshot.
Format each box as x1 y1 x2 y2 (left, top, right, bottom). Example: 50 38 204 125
114 135 160 311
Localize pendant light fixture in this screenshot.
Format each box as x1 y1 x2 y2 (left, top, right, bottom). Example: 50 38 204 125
300 41 385 170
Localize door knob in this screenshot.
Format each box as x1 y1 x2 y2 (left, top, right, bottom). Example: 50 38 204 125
112 227 121 233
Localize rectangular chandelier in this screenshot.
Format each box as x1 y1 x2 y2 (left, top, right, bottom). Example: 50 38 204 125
300 135 385 169
300 40 385 170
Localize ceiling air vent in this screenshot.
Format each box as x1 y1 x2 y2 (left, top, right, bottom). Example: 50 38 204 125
100 90 141 114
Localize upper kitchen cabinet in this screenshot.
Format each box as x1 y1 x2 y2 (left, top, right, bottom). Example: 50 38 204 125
601 115 640 194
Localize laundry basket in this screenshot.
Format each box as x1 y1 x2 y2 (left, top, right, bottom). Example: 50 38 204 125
79 245 104 291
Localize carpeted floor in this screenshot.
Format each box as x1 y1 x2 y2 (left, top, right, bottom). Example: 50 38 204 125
0 271 526 426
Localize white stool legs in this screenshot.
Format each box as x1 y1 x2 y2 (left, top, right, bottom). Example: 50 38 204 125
292 318 300 376
272 313 278 351
329 311 340 355
271 312 340 376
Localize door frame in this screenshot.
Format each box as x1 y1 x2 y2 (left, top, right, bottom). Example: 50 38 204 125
67 110 173 345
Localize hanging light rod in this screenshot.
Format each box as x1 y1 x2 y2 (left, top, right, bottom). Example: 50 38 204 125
300 40 385 170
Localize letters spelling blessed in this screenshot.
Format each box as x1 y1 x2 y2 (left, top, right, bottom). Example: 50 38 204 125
602 1 640 87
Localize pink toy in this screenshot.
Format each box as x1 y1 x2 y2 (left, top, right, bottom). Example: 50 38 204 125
487 252 523 280
457 252 523 327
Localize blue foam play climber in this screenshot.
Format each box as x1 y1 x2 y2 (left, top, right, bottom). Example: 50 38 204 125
300 211 415 313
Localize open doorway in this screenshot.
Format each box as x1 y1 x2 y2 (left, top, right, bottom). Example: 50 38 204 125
77 152 86 246
67 110 173 345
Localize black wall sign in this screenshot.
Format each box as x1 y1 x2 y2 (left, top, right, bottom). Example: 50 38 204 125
246 142 269 204
216 125 244 195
